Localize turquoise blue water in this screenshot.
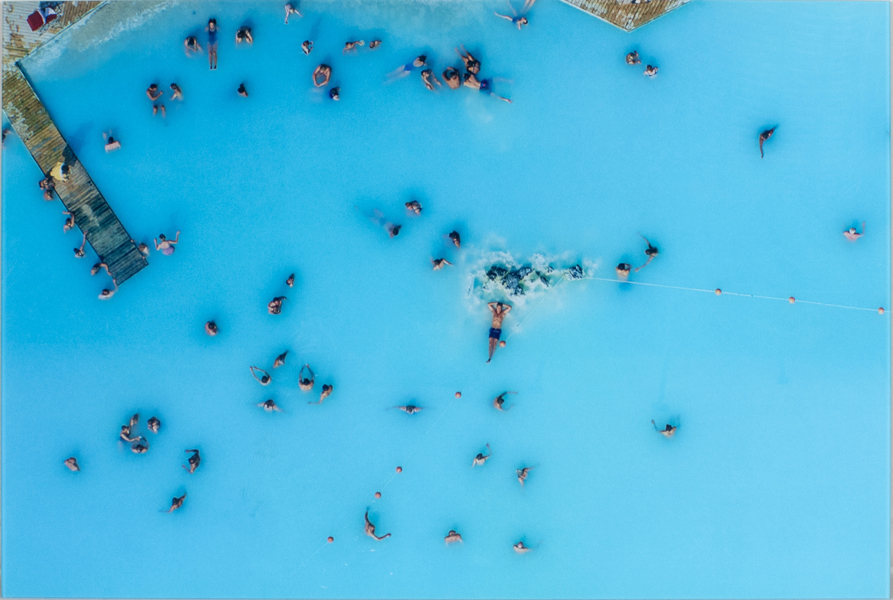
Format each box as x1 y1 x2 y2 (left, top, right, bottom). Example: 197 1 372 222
2 1 890 598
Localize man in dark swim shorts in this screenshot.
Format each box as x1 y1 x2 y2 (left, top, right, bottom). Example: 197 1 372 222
486 302 512 363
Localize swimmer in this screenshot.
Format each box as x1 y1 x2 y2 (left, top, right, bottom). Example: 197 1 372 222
235 26 253 45
284 3 302 23
310 384 333 404
455 46 481 74
634 234 658 272
146 83 162 101
462 71 481 90
298 364 315 391
474 75 512 103
273 351 288 368
250 366 272 385
759 127 776 158
448 231 461 247
64 457 80 472
183 449 201 473
301 40 313 55
258 399 283 412
206 18 218 70
343 40 365 53
238 83 249 97
364 511 391 540
63 211 75 233
844 222 865 241
405 200 422 214
99 279 118 300
516 466 534 486
513 541 532 553
616 262 631 279
268 296 287 315
205 321 218 336
486 302 512 362
421 68 442 91
155 231 180 256
626 50 641 65
103 131 121 152
472 443 492 467
74 232 87 258
329 87 340 101
495 0 538 30
120 425 141 443
388 224 401 238
165 493 186 513
369 40 382 50
394 404 423 414
147 417 161 433
152 104 166 119
643 65 658 78
184 35 202 55
132 240 150 256
432 258 452 271
442 66 462 89
493 391 516 411
169 83 183 101
90 261 110 276
131 440 149 454
652 420 676 437
313 64 332 87
445 530 463 544
130 413 140 427
286 273 295 287
386 55 427 81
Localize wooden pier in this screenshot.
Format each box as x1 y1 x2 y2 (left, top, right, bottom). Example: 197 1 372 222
3 1 148 285
558 0 691 32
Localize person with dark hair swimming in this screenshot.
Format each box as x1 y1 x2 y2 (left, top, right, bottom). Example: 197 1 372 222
258 399 283 412
235 26 253 45
165 493 187 513
343 40 364 53
298 364 314 391
652 420 676 437
626 51 641 65
643 65 658 78
155 231 180 256
205 321 218 336
635 235 658 272
844 222 865 241
301 40 313 55
147 417 161 434
421 69 441 91
74 232 87 258
237 83 249 97
184 35 202 55
616 263 631 279
493 391 516 411
442 66 461 89
91 261 110 277
183 449 201 473
486 302 512 362
432 258 451 271
405 200 422 214
131 439 149 454
445 530 463 544
64 457 80 472
98 279 118 300
516 466 534 486
364 511 391 540
206 18 218 70
472 443 492 467
456 46 481 74
273 351 288 368
268 296 286 314
494 0 537 30
120 423 141 443
329 87 340 101
759 127 775 158
62 211 75 233
394 404 423 414
448 231 461 247
250 366 272 386
387 55 427 81
313 64 332 87
513 541 532 553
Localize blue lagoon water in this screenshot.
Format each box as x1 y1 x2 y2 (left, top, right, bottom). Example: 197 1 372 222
2 1 890 598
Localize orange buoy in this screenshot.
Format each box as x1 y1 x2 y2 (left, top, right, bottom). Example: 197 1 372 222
788 297 795 304
715 289 721 296
455 392 461 398
396 466 402 473
374 492 381 499
879 307 885 315
327 536 334 543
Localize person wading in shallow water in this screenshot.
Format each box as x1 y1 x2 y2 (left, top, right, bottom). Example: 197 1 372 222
486 302 512 363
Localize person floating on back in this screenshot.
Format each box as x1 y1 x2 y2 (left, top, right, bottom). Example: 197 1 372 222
844 222 865 241
651 420 676 438
364 510 391 540
206 18 218 70
635 234 658 272
250 366 272 385
486 302 512 362
183 449 201 473
155 231 180 256
495 0 537 30
759 127 775 158
284 3 302 23
165 493 187 513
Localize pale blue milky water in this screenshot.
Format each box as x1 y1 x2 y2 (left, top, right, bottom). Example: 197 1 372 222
2 1 890 598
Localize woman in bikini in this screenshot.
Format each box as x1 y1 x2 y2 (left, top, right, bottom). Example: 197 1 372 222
206 18 218 70
155 231 180 256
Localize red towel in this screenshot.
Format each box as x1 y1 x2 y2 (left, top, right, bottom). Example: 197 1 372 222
27 10 44 31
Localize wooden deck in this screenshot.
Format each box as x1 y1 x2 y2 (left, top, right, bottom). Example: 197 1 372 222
2 66 148 284
558 0 691 31
3 1 148 285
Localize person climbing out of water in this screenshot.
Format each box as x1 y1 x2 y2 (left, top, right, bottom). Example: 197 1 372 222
616 263 631 279
394 404 423 414
90 261 110 277
364 511 391 540
64 457 80 472
513 541 532 553
448 231 461 247
445 530 463 544
205 321 218 336
250 366 272 385
329 87 340 101
62 211 75 233
493 391 516 411
634 234 658 272
147 417 161 433
183 449 201 473
369 40 382 50
343 40 364 53
456 45 481 74
273 351 288 368
844 222 865 241
235 26 252 44
298 364 315 391
99 279 119 300
387 55 427 81
268 296 286 314
206 18 218 70
643 65 658 78
626 50 641 65
184 35 202 55
486 302 512 363
284 3 302 23
165 493 186 513
74 232 87 258
237 83 249 97
652 420 676 437
494 0 537 30
421 69 442 91
258 399 283 412
103 131 121 152
516 466 534 486
432 258 451 271
759 127 775 158
472 444 492 467
442 66 461 89
301 40 313 55
169 83 183 101
155 231 180 256
405 200 422 214
313 64 332 87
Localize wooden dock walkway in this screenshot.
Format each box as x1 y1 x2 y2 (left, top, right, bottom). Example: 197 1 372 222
558 0 691 32
3 1 148 285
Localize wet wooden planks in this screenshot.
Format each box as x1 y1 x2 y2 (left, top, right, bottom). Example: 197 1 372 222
3 1 105 69
558 0 691 31
3 67 147 284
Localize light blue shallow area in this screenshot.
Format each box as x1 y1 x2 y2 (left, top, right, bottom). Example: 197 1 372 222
2 0 890 598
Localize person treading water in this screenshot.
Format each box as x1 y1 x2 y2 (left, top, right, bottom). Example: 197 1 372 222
273 351 288 368
74 232 87 258
513 541 532 553
443 67 461 89
147 417 161 434
652 420 676 437
132 439 150 454
394 404 423 414
313 64 332 87
310 384 333 404
445 530 463 544
343 40 364 53
98 279 118 300
616 263 631 279
183 449 201 473
405 200 422 214
299 364 315 391
184 35 202 55
205 321 218 336
486 302 512 363
448 231 461 247
456 46 481 74
155 231 180 256
494 391 516 411
250 366 272 385
517 466 534 486
165 493 187 513
268 296 286 315
364 511 391 540
635 235 658 272
844 222 865 241
301 40 313 55
64 457 80 472
472 443 492 467
626 50 641 65
286 273 295 287
120 424 141 443
258 399 283 412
